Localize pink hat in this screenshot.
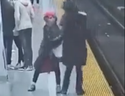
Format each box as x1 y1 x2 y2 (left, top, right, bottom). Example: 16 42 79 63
44 11 55 17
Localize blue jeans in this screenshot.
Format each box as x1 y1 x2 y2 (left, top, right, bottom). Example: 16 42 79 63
19 28 33 67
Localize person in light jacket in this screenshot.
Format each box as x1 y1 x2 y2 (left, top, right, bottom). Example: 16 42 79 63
13 0 34 71
1 0 24 69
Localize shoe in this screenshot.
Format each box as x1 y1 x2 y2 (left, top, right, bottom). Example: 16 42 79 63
60 89 67 95
15 63 22 68
26 66 34 71
56 85 61 93
76 89 85 95
28 84 36 92
7 65 15 70
17 66 27 71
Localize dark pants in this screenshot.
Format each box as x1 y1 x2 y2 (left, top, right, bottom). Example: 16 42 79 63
14 36 24 63
3 35 13 64
36 0 39 4
54 58 61 85
3 35 24 64
19 28 33 67
62 65 83 91
33 56 61 85
31 0 39 4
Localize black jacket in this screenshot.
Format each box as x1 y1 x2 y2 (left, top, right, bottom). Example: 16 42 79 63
39 24 63 54
60 12 87 67
1 0 15 36
34 24 63 70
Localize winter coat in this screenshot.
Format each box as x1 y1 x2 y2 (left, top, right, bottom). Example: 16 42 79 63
1 0 15 36
34 24 63 70
60 12 87 67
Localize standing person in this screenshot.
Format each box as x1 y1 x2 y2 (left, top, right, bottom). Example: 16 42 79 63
13 0 34 70
28 12 62 92
1 0 24 69
59 0 87 95
1 0 15 69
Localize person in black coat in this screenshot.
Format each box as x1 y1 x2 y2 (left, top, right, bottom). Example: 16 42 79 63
59 0 87 95
28 12 62 92
1 0 24 69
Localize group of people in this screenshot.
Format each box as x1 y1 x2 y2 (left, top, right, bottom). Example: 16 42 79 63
1 0 34 71
1 0 87 95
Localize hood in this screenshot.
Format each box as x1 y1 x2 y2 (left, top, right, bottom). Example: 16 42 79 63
19 0 31 7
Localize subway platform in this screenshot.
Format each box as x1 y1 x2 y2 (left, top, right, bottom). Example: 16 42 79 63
0 0 114 96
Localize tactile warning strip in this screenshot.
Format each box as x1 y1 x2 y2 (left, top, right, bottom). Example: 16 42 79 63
54 0 114 96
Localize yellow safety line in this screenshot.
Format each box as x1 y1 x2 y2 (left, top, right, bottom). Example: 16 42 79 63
54 0 114 96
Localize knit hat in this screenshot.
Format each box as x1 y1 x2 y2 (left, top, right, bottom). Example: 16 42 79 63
44 11 56 18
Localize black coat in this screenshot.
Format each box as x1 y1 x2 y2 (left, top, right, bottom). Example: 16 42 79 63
60 12 87 67
34 24 63 71
1 0 15 36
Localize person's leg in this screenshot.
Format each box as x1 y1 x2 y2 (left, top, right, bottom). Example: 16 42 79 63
76 65 85 95
28 69 40 91
3 35 7 49
53 56 61 93
30 0 34 4
14 36 24 64
61 66 73 94
28 48 52 91
6 36 13 65
25 29 33 67
54 57 61 85
4 35 14 69
19 30 27 68
36 0 39 4
19 28 33 70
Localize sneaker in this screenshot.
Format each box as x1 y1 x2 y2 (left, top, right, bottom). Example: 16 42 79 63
15 63 22 68
26 66 34 71
56 85 61 93
59 89 67 95
7 65 15 70
17 66 27 71
28 84 36 92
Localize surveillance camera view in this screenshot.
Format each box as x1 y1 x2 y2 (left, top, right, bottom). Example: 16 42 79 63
0 0 124 96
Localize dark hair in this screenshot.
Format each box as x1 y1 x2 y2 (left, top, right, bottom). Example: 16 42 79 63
62 0 78 12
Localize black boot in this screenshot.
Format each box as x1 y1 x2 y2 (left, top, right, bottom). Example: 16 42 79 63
76 89 85 95
28 84 36 92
